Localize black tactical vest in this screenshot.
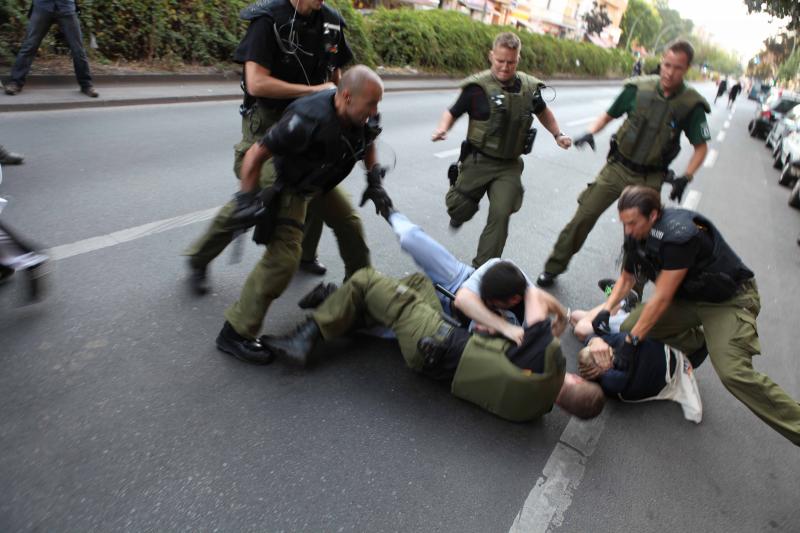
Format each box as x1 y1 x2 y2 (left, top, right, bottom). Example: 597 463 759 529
239 0 344 108
628 208 753 302
273 89 378 193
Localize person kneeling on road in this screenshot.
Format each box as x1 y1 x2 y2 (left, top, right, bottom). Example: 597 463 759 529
264 266 604 421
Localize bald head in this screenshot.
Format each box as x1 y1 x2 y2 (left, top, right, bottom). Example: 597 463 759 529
338 65 384 97
336 65 383 126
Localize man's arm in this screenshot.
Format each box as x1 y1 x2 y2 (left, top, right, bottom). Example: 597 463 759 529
684 142 708 177
244 62 335 99
535 107 572 149
240 141 273 192
432 110 456 142
453 288 524 345
628 269 687 339
363 142 378 170
602 270 637 313
523 286 568 336
587 112 615 135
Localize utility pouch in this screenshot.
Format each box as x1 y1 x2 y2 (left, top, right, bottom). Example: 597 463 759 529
252 185 281 245
522 127 537 155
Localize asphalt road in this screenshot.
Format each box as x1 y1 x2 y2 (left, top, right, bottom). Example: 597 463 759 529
1 82 798 532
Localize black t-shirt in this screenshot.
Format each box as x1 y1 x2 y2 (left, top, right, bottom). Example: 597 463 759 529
449 78 547 121
424 327 471 382
234 5 353 111
597 333 674 401
505 319 553 374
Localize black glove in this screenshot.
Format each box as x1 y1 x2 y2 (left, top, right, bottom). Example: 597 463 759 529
591 309 611 336
614 338 639 372
360 165 393 218
669 175 690 202
574 132 596 151
228 190 263 230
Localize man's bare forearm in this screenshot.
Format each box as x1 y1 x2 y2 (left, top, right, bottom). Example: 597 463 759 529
603 271 636 312
245 62 333 99
684 143 708 177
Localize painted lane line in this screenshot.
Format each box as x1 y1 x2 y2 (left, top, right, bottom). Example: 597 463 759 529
47 206 219 261
717 131 727 142
682 190 702 210
508 412 608 533
565 117 595 127
703 148 718 168
723 120 730 129
433 148 461 159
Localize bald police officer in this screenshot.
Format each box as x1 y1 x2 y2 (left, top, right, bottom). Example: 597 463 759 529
598 186 800 446
216 66 391 363
537 39 711 287
185 0 356 293
432 32 571 268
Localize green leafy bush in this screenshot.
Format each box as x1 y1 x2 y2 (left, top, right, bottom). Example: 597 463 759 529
0 2 631 79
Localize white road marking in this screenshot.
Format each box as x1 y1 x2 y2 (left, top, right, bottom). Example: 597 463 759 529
433 147 461 159
727 113 733 121
723 120 730 129
565 117 594 127
703 148 718 168
682 190 702 210
47 207 219 261
509 412 608 533
717 131 727 142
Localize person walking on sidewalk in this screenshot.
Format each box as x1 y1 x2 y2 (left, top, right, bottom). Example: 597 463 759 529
536 39 711 288
4 0 98 98
184 0 354 294
431 32 572 268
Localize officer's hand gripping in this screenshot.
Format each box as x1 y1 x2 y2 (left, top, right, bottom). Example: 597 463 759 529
228 190 264 231
573 132 596 151
615 338 639 372
591 309 611 336
360 165 393 218
669 174 690 203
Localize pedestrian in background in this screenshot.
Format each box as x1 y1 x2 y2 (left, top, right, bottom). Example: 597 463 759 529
4 0 98 97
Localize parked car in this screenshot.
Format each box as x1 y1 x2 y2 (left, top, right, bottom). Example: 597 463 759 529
775 130 800 187
749 92 800 139
766 105 800 150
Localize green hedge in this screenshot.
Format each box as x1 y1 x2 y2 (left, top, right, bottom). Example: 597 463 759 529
1 3 630 78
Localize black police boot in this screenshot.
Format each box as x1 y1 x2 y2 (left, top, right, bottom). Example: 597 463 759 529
260 317 320 367
299 257 327 276
23 259 49 303
449 218 463 230
187 259 209 295
297 282 338 309
536 271 558 287
687 342 708 370
216 322 275 365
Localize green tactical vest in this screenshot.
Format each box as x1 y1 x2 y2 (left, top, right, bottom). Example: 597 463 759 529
615 75 711 170
462 70 544 160
451 335 566 422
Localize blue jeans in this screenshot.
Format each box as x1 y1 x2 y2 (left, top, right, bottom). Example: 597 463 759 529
389 212 475 315
9 6 93 88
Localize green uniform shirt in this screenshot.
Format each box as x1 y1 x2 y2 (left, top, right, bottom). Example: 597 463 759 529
607 83 711 145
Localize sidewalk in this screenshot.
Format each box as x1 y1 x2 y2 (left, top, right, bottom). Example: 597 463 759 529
0 74 623 113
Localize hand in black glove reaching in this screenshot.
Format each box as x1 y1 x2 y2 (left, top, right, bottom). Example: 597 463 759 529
669 175 691 203
360 165 393 219
614 337 639 372
573 132 596 151
591 309 611 336
228 190 263 230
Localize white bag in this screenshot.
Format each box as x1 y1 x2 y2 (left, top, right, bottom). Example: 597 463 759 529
620 346 703 423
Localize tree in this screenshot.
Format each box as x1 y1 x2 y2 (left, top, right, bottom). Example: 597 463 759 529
619 0 662 50
654 0 693 51
743 0 800 31
582 1 612 36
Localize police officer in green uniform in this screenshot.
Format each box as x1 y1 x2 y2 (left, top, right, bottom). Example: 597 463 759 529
432 32 572 268
263 266 605 421
216 66 391 363
593 186 800 446
536 40 711 287
184 0 356 293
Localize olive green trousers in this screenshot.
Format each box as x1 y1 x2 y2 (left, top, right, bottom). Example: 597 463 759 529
184 106 326 268
445 154 524 268
544 160 664 275
621 280 800 446
312 268 444 372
